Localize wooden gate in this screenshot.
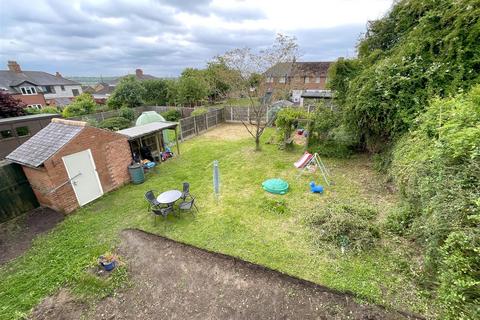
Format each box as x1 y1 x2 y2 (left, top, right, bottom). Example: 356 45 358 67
0 162 39 223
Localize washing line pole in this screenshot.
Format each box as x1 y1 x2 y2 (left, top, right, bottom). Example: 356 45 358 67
213 160 220 199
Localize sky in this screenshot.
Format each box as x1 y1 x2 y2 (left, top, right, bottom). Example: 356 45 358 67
0 0 393 77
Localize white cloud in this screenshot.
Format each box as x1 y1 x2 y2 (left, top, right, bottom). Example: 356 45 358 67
0 0 393 76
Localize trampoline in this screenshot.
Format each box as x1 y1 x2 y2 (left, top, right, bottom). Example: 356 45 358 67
262 178 289 195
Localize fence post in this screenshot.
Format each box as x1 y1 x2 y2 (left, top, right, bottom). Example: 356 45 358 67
179 119 184 141
247 106 250 122
193 116 197 135
307 105 311 113
205 112 209 130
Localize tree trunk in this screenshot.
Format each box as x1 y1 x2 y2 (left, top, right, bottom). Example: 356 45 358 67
255 135 261 151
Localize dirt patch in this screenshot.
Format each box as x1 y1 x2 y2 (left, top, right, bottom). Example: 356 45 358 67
202 123 255 140
0 207 64 265
29 289 86 320
30 229 419 319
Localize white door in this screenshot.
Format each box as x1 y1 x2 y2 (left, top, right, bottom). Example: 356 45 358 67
62 149 103 206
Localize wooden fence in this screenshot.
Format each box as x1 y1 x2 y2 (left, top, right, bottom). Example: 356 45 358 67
224 105 319 123
179 108 225 141
0 162 39 223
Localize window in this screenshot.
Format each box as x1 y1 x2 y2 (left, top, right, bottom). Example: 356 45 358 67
304 76 310 84
20 87 37 95
28 104 43 110
315 77 321 83
61 85 65 91
43 85 56 94
279 76 286 84
0 130 13 139
266 77 274 83
16 126 29 137
72 89 80 96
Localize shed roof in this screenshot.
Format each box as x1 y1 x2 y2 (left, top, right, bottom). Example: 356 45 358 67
6 121 84 167
117 121 177 140
0 113 59 124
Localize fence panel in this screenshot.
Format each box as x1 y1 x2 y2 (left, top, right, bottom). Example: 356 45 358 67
0 162 39 223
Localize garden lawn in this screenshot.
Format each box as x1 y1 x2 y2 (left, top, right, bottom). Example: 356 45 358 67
0 125 433 319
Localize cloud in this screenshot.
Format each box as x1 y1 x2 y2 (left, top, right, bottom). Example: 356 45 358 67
0 0 392 76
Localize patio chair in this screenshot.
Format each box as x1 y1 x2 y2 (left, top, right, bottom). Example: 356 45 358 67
181 182 191 200
178 196 198 216
145 190 161 211
152 204 174 225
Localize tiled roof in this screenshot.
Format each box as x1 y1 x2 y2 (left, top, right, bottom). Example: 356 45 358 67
6 122 84 167
266 62 332 77
0 70 80 93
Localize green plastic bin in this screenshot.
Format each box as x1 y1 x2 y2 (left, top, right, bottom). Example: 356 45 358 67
128 163 145 184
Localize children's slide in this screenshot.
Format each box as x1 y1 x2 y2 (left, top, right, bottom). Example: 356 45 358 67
294 152 313 168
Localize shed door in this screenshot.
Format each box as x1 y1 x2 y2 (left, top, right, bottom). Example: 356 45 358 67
62 149 103 206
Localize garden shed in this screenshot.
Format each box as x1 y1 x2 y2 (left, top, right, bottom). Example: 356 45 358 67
6 118 132 214
117 120 179 161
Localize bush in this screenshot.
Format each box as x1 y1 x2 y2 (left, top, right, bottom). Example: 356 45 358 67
98 117 131 131
191 107 208 117
161 109 181 121
275 107 309 148
40 107 60 114
385 203 415 236
118 107 135 121
307 107 358 157
304 200 380 251
62 93 96 118
390 85 480 319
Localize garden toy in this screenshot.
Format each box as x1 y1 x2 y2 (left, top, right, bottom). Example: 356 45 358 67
262 178 289 195
309 181 324 193
295 152 332 186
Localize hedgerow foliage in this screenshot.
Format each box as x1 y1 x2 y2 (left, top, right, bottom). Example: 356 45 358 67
328 0 480 151
391 86 480 319
326 1 480 317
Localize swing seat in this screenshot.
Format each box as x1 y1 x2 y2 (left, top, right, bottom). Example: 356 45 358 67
294 152 313 168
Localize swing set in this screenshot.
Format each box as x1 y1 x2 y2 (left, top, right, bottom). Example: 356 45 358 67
294 151 332 186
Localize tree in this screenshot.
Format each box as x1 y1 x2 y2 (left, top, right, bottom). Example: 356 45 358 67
141 79 168 105
219 34 299 151
0 91 26 118
62 93 96 118
204 60 239 102
177 70 209 107
108 75 146 109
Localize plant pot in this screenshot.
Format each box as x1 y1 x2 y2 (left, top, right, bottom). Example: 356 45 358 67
99 259 116 271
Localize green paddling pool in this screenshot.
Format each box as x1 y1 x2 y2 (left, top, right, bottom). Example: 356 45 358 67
262 178 289 195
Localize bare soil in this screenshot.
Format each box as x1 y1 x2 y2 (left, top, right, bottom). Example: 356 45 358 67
0 207 64 265
31 229 419 319
202 123 255 140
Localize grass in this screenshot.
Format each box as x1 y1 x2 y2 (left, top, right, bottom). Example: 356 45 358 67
0 126 433 319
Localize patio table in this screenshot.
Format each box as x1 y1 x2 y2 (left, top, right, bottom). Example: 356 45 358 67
157 190 182 205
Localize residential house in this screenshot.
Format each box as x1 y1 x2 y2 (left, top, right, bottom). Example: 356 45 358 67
264 61 332 104
0 61 83 109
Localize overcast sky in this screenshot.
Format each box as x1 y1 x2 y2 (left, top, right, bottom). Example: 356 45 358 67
0 0 393 77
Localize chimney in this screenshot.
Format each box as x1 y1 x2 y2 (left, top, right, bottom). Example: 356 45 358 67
7 61 21 73
55 71 62 78
135 68 143 77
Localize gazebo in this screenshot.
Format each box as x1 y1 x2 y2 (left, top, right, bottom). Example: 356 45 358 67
117 121 180 162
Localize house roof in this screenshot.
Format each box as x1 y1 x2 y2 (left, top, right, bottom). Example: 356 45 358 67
117 121 177 140
266 62 332 77
0 70 80 93
6 121 84 167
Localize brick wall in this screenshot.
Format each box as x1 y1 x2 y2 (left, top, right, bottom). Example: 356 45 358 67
22 125 132 214
13 93 47 107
